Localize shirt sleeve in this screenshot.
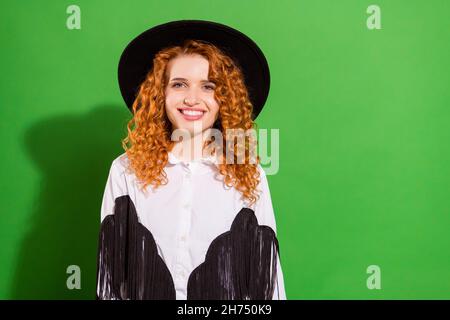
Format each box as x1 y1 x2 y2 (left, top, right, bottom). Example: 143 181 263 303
100 157 128 223
96 156 129 300
254 164 287 300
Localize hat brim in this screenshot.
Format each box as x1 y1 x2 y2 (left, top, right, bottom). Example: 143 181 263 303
118 20 270 120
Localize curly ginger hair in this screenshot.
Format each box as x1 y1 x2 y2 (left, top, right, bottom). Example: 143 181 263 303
121 39 262 205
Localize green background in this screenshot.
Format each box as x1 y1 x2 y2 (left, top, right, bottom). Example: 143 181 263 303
1 0 449 299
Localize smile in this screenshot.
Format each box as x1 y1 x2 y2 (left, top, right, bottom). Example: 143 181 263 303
178 108 205 121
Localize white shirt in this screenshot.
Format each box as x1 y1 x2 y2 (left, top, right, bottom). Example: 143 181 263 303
98 150 287 300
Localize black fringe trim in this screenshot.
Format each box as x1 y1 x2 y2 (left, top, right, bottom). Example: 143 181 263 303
96 197 279 300
96 195 176 299
187 208 279 300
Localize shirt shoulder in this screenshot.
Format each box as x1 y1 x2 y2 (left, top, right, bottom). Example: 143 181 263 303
251 163 278 233
255 163 269 199
257 163 268 178
100 153 131 222
109 152 137 183
111 152 130 172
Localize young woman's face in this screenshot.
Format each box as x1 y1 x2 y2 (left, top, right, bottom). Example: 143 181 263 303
164 54 220 134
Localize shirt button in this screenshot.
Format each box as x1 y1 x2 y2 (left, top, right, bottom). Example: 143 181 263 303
180 235 187 242
183 202 190 209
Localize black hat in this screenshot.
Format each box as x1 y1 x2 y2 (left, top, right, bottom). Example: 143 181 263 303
118 20 270 120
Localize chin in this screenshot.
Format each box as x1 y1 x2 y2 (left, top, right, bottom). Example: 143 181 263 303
178 119 212 130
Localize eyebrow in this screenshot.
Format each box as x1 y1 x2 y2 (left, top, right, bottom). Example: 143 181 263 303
169 77 215 83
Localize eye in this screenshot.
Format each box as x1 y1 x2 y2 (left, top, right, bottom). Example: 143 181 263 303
171 82 185 88
204 84 216 91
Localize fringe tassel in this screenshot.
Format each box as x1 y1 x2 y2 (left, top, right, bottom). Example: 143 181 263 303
96 195 176 299
96 198 279 300
187 208 279 300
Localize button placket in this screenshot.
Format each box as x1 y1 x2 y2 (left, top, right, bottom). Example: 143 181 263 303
179 171 192 246
174 162 193 280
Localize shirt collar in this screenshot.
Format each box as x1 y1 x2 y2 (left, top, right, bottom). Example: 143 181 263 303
167 150 219 166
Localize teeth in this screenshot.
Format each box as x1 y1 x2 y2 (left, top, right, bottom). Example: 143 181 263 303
181 109 204 116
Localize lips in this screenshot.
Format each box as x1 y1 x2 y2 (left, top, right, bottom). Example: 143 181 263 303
178 108 206 121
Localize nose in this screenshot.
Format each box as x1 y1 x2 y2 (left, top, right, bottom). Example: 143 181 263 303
183 87 201 106
183 97 199 106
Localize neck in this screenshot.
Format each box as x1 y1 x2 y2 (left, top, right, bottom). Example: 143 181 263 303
170 129 214 162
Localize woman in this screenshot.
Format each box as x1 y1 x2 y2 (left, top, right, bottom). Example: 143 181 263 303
96 20 286 300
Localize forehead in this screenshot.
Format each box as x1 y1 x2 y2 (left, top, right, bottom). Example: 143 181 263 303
166 54 210 79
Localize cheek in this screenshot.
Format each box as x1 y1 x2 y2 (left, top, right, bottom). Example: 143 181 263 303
164 93 181 125
165 92 182 113
205 96 220 117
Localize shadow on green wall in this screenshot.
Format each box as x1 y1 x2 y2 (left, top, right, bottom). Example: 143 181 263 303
10 104 130 299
